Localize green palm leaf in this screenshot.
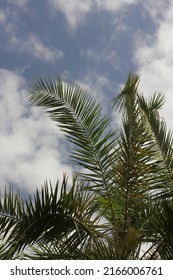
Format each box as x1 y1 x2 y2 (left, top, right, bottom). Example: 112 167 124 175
28 77 116 191
0 175 102 259
138 92 173 198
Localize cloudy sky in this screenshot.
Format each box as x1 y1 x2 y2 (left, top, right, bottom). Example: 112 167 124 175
0 0 173 193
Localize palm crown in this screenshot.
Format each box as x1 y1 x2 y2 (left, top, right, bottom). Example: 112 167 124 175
1 73 173 259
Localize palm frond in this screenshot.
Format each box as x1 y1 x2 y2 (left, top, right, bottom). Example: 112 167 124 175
138 93 173 198
0 175 102 259
144 200 173 259
27 77 116 191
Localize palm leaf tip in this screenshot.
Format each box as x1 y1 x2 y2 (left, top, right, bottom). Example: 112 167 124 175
111 73 140 111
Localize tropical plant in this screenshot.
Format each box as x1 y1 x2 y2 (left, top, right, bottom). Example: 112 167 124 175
1 73 173 259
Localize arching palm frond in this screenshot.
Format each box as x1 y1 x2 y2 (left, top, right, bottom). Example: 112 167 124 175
27 77 118 252
27 77 116 194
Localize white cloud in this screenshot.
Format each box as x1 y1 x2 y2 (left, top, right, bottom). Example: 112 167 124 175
134 1 173 130
142 0 169 24
49 0 93 31
0 9 7 23
95 0 137 12
0 69 72 192
8 33 64 62
0 4 64 63
81 48 118 66
48 0 138 31
9 33 64 62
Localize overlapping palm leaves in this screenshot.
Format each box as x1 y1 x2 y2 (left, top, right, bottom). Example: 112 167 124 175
1 73 173 259
0 176 103 259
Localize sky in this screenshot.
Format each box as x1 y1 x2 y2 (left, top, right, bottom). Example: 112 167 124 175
0 0 173 194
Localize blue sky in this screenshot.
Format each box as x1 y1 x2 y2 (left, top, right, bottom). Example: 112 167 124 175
0 0 173 193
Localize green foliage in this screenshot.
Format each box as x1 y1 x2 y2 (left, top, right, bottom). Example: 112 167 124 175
1 73 173 259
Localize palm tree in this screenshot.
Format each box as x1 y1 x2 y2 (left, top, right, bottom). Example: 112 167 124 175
1 73 173 259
